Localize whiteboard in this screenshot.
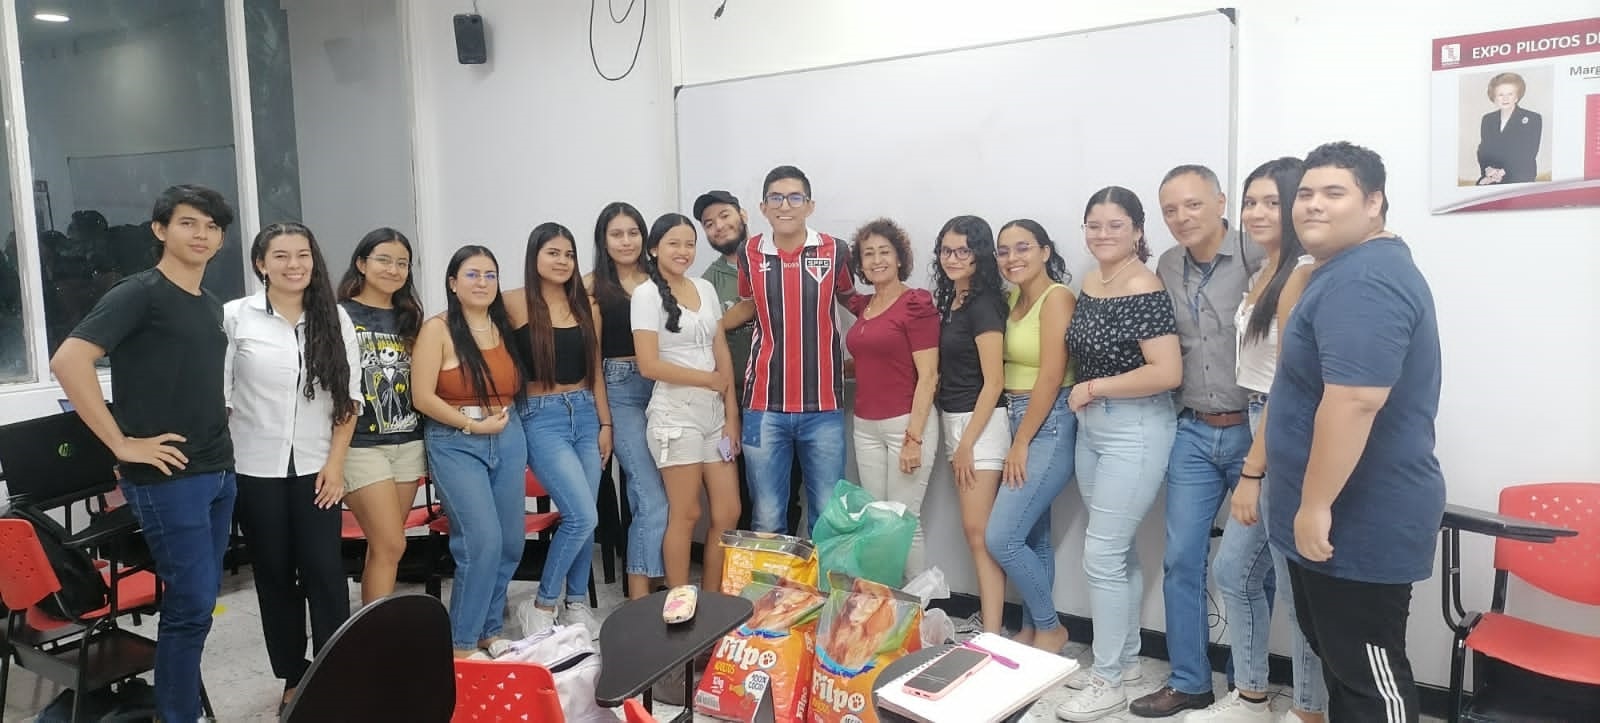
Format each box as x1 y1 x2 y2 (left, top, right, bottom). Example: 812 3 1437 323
675 12 1241 639
675 11 1236 286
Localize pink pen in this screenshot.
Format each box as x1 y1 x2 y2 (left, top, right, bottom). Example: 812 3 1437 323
961 639 1019 669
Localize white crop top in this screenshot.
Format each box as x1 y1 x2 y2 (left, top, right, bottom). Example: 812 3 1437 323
630 278 723 388
1234 255 1314 394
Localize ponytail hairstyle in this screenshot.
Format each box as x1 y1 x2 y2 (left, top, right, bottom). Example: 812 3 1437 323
997 218 1072 286
1082 186 1152 262
1242 157 1309 344
338 227 424 344
442 245 523 407
523 223 598 386
642 213 698 333
250 222 357 425
590 202 648 307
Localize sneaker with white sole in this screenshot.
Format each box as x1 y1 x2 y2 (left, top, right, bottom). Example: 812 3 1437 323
1056 676 1127 721
522 604 558 636
559 601 601 639
1184 689 1273 722
1064 661 1141 689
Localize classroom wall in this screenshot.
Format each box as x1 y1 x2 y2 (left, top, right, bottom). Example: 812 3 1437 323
670 0 1600 689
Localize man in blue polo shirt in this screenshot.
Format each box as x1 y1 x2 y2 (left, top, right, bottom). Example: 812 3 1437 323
1267 141 1443 723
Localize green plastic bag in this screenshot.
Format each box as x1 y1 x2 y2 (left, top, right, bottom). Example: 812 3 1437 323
812 479 916 590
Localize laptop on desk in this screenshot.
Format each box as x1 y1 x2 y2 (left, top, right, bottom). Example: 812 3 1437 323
0 410 120 511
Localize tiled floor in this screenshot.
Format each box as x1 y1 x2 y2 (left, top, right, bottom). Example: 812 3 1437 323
4 561 1442 722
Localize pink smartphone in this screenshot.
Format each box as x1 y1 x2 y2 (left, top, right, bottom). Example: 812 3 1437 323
718 436 734 462
901 647 990 700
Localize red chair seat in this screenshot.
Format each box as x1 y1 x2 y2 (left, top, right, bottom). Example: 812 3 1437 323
24 568 159 632
1466 611 1600 685
342 505 442 539
428 511 561 537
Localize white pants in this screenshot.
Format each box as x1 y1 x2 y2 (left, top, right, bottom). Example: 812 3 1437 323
851 412 939 578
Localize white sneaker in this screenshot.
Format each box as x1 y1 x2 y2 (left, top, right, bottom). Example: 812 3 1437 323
559 601 601 639
521 603 558 636
1056 676 1127 721
1065 661 1141 689
1184 690 1273 722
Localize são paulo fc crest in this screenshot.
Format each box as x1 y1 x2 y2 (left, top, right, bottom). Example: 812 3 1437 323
804 256 832 283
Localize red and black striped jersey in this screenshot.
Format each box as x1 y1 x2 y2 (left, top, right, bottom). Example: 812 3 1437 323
736 229 857 413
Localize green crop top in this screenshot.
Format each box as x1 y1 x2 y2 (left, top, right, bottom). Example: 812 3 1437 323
1004 284 1074 390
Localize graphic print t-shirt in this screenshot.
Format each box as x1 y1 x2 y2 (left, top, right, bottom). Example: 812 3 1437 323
341 300 422 447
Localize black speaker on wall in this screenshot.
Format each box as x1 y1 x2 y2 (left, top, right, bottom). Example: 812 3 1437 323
453 13 487 64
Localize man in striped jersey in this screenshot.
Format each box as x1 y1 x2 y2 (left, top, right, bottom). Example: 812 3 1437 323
735 165 857 535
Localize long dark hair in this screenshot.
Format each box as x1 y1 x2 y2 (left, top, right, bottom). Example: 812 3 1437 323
337 227 424 344
643 213 697 333
443 245 523 407
998 218 1071 286
1082 186 1152 262
250 222 356 425
931 215 1006 319
1242 157 1308 344
589 202 648 307
523 223 598 386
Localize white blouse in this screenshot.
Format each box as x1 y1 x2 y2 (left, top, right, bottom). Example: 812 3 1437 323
1234 255 1314 394
631 278 723 392
224 292 362 478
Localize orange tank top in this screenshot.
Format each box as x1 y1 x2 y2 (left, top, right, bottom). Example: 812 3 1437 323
436 342 519 407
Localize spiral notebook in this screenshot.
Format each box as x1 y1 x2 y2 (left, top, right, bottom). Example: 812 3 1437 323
875 633 1078 723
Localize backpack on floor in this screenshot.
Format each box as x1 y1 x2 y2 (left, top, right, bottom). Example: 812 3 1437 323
6 505 110 619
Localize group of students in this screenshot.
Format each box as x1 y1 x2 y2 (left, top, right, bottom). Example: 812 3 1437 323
44 138 1441 723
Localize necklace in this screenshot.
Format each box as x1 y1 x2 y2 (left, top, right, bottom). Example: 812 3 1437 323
1099 256 1137 284
467 320 492 332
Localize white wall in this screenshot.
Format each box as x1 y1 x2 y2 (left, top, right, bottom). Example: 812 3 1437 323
673 0 1600 689
402 0 676 310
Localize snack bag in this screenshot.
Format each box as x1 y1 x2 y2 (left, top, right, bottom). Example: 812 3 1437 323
809 573 924 723
720 529 819 594
696 572 827 722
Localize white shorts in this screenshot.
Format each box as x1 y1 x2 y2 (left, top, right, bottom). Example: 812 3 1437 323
645 386 729 467
939 407 1011 472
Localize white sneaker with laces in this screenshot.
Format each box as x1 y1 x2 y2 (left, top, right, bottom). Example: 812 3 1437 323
1184 689 1273 722
1064 661 1141 689
560 601 601 639
1055 676 1127 721
522 604 558 636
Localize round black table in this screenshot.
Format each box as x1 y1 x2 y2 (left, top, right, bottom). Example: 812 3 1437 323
871 644 1031 723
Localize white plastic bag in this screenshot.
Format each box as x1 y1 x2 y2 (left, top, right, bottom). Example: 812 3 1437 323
498 624 613 723
919 608 956 647
903 566 950 608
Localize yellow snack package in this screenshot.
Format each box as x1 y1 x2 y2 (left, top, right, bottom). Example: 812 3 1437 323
809 573 924 723
719 529 819 595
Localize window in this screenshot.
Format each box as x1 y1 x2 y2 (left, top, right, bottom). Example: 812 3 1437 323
15 0 247 364
0 147 21 382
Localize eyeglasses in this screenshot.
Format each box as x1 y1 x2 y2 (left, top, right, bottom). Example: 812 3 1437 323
460 271 498 283
764 192 809 208
368 255 410 271
938 246 975 261
1082 220 1131 235
995 242 1035 260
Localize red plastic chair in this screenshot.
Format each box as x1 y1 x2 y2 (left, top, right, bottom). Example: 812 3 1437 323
623 698 660 723
452 658 565 722
1441 482 1600 721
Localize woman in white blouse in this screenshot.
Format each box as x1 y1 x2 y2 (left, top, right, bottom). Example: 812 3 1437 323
223 222 361 713
631 213 741 595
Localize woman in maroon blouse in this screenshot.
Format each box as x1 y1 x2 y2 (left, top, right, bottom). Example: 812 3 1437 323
844 218 939 580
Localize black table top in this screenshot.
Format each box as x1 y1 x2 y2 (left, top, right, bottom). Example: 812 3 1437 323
595 588 754 706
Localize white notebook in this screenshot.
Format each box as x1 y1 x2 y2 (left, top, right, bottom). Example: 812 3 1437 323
876 633 1078 723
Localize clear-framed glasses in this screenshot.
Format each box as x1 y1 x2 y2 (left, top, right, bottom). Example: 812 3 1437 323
938 246 975 261
1082 220 1131 235
460 270 498 283
995 242 1036 260
368 255 410 271
764 192 809 207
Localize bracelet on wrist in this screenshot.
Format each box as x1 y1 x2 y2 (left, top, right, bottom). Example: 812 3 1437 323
1240 471 1264 480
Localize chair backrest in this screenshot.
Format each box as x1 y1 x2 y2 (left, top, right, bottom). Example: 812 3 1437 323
1496 482 1600 605
281 593 456 722
623 698 659 723
0 518 63 611
453 658 565 722
525 468 548 498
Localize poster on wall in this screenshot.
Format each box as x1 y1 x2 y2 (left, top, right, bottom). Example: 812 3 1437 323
1430 17 1600 214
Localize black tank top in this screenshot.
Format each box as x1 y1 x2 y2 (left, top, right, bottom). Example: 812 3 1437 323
597 293 635 358
515 324 587 385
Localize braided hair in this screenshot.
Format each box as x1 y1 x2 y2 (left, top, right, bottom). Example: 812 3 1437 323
643 213 698 333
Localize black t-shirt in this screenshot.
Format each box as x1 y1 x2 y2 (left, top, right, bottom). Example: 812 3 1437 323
341 300 423 448
69 268 232 484
936 291 1008 413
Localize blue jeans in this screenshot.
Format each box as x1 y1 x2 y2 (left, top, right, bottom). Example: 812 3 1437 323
119 470 236 722
604 359 666 578
519 389 603 607
1215 398 1327 711
1162 408 1254 693
426 413 528 650
1075 392 1175 683
988 388 1076 630
740 409 846 535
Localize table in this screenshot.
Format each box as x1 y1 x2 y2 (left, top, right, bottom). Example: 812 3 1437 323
872 644 1032 723
595 588 754 723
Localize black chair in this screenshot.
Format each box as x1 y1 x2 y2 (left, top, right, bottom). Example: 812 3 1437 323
280 593 455 722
